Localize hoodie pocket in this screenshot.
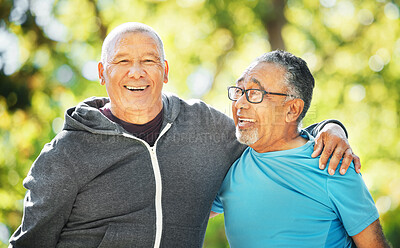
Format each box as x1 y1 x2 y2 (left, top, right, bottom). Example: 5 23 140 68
97 223 154 248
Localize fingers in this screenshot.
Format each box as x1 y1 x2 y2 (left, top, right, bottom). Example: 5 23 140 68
327 139 352 175
327 147 362 175
327 142 349 175
353 154 361 173
338 148 353 175
320 142 337 175
311 135 324 159
314 125 361 175
319 139 336 173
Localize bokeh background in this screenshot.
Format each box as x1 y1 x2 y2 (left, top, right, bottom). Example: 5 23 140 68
0 0 399 247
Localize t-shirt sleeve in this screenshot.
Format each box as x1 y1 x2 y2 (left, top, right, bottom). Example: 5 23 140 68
211 193 224 214
327 165 379 236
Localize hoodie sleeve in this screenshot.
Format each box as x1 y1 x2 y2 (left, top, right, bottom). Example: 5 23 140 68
304 119 348 138
208 105 247 166
9 139 78 248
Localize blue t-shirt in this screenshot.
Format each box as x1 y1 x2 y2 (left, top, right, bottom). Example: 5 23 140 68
212 131 379 248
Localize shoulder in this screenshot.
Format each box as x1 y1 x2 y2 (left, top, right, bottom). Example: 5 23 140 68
31 130 81 171
326 163 369 199
25 131 80 189
224 147 253 177
163 92 234 128
183 98 229 119
31 127 99 174
164 92 228 116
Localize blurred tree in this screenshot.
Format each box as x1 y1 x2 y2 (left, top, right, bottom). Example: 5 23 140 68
0 0 399 247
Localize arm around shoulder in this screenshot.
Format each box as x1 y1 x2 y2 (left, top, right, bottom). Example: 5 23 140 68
304 119 348 138
306 119 361 175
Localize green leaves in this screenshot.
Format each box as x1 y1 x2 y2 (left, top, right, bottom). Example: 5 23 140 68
0 0 399 246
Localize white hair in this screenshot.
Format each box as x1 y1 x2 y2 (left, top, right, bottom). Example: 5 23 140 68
101 22 166 64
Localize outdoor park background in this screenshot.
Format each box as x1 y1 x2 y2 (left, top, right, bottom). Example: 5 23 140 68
0 0 399 247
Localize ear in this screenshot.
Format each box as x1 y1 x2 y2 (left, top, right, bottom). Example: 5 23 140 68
285 98 304 123
98 62 105 85
163 60 169 84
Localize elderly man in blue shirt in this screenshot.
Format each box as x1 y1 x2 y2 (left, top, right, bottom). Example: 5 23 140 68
211 50 389 248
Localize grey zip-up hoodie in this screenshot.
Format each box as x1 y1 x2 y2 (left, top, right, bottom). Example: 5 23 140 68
9 93 246 248
9 93 341 248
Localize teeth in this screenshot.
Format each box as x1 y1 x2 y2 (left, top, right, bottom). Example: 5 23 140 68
238 118 255 123
125 86 147 90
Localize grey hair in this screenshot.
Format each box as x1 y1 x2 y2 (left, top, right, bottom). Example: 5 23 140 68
253 50 315 123
101 22 166 64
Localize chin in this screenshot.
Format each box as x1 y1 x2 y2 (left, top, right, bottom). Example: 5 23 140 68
124 99 152 110
235 127 259 145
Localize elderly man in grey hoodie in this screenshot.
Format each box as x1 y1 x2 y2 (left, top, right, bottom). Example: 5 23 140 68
9 22 359 248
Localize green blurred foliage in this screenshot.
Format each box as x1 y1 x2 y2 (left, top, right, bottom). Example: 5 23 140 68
0 0 399 247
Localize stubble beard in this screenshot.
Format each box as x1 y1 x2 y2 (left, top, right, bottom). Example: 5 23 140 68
235 126 259 145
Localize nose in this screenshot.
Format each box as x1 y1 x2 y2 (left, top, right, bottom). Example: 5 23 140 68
234 93 250 110
128 63 145 79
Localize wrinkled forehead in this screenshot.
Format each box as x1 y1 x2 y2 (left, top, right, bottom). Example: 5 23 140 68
116 31 160 49
235 63 256 85
235 74 263 90
106 31 162 59
236 62 286 89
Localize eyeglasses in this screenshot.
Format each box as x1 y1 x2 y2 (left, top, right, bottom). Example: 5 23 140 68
227 86 295 104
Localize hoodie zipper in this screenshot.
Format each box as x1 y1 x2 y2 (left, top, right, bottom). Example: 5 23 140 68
121 123 172 248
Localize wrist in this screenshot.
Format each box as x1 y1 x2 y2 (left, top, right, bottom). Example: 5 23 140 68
318 119 348 138
321 123 347 139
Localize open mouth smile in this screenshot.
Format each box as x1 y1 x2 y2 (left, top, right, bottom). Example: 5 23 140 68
237 117 256 129
124 85 149 91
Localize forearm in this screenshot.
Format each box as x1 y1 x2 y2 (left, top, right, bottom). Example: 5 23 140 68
304 119 348 138
352 219 391 248
9 191 73 247
9 152 78 247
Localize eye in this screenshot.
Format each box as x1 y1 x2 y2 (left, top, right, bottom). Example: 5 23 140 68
248 89 261 97
234 88 242 95
143 59 156 63
118 59 129 64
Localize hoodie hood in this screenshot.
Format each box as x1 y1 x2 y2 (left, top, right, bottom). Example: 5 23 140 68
63 93 181 135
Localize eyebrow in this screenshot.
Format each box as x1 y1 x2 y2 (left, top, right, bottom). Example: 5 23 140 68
235 77 265 91
141 53 161 59
112 53 129 60
250 78 266 91
235 76 244 85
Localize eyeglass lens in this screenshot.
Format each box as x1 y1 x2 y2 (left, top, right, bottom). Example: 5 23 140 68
228 87 263 103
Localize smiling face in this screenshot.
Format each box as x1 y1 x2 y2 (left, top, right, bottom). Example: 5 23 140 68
232 62 290 152
98 31 168 123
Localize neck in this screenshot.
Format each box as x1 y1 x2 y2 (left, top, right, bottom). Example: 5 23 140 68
110 101 163 124
252 124 307 153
